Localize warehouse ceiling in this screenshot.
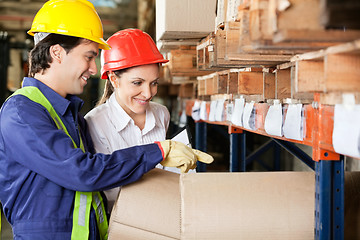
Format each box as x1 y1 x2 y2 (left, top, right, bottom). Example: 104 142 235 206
0 0 139 42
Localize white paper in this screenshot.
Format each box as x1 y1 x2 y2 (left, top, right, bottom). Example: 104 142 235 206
283 104 303 140
226 0 241 22
264 103 283 137
200 101 207 121
215 99 225 122
171 128 191 147
179 109 187 128
191 100 201 121
231 97 245 127
332 104 360 158
169 128 195 173
208 100 217 121
242 101 256 130
226 102 233 121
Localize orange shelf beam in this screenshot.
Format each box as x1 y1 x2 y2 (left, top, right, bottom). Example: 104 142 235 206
185 98 341 161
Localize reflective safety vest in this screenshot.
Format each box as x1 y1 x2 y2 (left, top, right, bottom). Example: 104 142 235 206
12 86 109 240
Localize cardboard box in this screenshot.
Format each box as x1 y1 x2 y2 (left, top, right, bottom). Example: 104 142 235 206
156 0 217 41
345 171 360 239
108 169 315 239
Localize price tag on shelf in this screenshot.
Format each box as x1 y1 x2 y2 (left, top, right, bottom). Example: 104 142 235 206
242 101 256 130
283 103 304 141
264 100 283 137
332 104 360 158
231 97 245 127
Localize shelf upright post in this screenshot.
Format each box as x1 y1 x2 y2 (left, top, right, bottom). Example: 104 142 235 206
314 151 343 240
195 121 207 172
228 125 245 172
313 94 344 240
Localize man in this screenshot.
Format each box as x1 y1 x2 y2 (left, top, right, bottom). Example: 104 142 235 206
0 1 213 239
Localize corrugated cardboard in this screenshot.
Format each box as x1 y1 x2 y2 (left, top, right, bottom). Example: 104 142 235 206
108 169 315 239
345 171 360 239
155 0 216 41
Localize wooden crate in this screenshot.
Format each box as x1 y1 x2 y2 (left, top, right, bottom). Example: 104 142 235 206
276 62 314 102
179 83 197 99
197 73 217 96
291 39 360 96
223 0 360 54
268 0 360 44
263 67 276 100
197 77 206 96
167 47 213 77
197 30 292 71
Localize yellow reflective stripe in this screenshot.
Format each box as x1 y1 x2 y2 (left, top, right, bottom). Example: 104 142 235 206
92 192 108 240
71 192 92 240
11 87 108 239
11 87 76 147
78 193 89 226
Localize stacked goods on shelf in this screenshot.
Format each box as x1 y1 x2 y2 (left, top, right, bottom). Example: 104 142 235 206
163 46 215 98
196 26 292 70
200 0 360 72
178 83 197 99
166 46 213 78
155 0 217 93
194 0 360 114
155 0 216 42
320 0 360 29
252 0 360 49
197 68 266 98
193 38 360 158
290 39 360 104
155 0 216 54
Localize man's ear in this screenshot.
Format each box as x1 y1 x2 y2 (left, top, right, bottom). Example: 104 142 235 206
49 44 63 63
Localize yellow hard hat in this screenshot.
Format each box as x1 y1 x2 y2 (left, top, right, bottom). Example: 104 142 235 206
28 0 110 50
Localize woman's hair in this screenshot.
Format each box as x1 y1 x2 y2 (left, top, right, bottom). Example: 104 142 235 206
28 34 83 77
96 69 127 106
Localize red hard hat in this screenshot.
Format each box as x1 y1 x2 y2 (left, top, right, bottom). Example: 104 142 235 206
100 29 168 79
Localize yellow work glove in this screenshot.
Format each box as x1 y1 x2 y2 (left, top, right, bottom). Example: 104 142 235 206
156 140 214 173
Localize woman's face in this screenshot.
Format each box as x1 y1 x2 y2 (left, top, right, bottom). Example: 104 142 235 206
110 63 159 118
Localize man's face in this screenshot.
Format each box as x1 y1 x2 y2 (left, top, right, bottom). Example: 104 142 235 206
58 40 99 96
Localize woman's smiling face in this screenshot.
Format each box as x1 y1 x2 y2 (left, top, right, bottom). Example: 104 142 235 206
110 63 159 118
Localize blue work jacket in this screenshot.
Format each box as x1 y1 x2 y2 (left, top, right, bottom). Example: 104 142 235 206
0 77 163 239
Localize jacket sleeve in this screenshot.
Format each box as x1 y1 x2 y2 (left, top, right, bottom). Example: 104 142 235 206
0 95 163 192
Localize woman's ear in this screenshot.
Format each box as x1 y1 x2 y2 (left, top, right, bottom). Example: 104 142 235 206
108 72 120 88
49 44 63 63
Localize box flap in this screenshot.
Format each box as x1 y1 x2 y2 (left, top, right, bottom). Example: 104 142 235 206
108 169 181 239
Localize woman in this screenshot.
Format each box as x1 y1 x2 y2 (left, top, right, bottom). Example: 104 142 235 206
85 29 174 211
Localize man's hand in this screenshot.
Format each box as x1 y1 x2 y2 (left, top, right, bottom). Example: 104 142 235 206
156 140 214 173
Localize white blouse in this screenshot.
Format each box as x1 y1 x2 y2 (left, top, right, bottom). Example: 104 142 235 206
85 93 170 154
84 93 172 211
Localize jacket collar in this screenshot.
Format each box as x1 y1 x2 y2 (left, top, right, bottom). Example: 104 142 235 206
21 77 84 117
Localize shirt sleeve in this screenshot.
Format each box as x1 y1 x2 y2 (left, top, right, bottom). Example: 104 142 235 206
163 105 170 132
0 96 163 192
85 112 113 155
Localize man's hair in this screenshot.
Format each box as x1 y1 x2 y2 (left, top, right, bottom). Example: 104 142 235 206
28 34 83 77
